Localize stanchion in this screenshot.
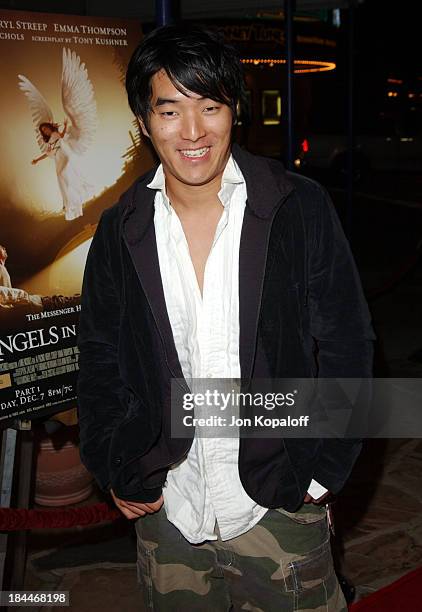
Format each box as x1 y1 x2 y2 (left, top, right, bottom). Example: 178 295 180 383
0 420 33 591
0 427 17 589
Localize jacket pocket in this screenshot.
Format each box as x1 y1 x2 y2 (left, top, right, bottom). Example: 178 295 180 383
109 409 157 471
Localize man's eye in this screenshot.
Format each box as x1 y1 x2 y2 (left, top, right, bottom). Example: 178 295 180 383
160 111 177 117
204 106 219 113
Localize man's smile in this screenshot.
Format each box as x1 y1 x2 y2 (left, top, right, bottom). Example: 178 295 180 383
179 146 211 159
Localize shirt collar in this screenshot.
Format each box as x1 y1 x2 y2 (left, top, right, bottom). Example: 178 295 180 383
147 154 245 212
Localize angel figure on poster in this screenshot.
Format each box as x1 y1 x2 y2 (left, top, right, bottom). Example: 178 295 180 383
18 48 98 221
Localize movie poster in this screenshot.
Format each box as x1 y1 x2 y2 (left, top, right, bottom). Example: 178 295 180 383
0 10 154 426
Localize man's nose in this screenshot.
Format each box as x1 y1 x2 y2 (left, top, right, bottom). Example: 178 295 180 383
180 112 206 142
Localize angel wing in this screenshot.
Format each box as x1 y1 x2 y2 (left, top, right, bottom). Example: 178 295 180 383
18 74 54 153
61 48 97 155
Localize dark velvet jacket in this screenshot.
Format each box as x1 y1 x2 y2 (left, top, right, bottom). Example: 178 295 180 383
77 144 375 512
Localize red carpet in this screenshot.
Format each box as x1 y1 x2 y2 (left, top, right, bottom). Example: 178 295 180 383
349 567 422 611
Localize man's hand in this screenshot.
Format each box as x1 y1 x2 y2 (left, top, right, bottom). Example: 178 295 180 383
110 489 164 519
303 491 332 505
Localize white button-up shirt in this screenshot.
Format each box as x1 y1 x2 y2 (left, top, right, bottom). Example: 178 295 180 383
148 155 325 544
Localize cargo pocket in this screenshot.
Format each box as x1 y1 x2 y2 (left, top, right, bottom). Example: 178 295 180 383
290 537 337 611
289 538 331 591
288 540 337 612
271 505 337 610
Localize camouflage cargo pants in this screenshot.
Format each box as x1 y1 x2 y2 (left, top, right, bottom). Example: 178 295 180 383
135 503 347 611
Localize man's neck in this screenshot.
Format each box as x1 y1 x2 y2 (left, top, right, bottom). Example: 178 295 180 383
165 172 224 214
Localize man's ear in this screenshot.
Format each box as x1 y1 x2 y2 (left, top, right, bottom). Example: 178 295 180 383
138 117 150 139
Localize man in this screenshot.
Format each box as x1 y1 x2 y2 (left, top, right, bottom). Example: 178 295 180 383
78 25 375 611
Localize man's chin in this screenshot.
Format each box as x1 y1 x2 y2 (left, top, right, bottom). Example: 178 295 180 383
171 171 220 188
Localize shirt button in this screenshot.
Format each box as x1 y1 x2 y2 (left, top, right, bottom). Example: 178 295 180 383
113 457 122 466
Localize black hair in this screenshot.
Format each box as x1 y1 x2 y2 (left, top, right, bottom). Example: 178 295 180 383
125 24 247 129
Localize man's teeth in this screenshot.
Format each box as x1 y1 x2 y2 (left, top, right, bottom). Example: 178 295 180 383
181 147 209 158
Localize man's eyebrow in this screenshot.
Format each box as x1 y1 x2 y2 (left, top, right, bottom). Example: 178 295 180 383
154 97 178 107
154 95 206 107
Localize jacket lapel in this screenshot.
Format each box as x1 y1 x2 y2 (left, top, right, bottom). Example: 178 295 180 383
232 145 295 381
122 177 185 381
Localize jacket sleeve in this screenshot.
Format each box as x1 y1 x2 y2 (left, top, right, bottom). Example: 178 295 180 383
77 208 126 492
307 184 376 493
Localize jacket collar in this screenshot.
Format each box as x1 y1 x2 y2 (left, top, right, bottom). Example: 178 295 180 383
231 143 294 218
122 169 156 246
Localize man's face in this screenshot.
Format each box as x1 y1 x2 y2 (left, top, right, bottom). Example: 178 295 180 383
140 70 233 189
